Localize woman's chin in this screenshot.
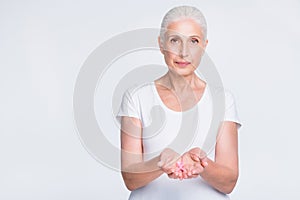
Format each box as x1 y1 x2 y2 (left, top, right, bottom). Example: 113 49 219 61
169 66 196 77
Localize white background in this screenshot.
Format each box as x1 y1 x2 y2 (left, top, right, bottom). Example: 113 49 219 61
1 0 299 199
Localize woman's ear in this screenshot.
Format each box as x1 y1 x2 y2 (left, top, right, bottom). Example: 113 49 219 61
203 39 208 49
158 36 164 54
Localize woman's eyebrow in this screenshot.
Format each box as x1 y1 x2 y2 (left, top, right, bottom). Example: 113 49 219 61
166 34 202 39
189 35 202 39
166 34 181 38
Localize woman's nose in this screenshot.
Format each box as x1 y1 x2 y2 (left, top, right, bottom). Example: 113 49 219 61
179 43 189 58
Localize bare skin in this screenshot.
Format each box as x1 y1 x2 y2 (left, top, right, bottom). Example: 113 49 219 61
121 18 239 194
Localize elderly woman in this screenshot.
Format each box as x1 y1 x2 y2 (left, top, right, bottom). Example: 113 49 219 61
117 5 241 200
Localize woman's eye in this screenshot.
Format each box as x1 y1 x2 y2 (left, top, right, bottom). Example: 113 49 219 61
170 38 179 44
191 38 199 44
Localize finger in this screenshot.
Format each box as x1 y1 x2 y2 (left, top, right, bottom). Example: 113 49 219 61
181 153 194 166
167 167 176 175
157 161 164 168
168 172 179 179
189 147 201 156
165 156 181 169
189 153 200 162
199 150 207 160
190 174 199 178
178 171 184 180
179 165 189 179
184 164 193 177
159 161 172 173
200 157 209 168
161 164 177 174
189 147 207 160
182 171 188 179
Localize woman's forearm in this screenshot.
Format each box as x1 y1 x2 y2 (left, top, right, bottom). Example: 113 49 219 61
200 158 239 194
121 156 164 191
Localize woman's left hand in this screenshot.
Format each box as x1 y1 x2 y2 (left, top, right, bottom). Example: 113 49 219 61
174 147 208 179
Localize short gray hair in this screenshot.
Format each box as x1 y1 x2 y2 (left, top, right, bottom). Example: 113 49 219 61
160 5 207 42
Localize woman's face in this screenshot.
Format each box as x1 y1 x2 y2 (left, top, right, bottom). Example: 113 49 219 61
159 18 208 76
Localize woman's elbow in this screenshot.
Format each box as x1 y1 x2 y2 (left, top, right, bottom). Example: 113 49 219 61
124 182 136 191
122 172 138 191
221 172 239 194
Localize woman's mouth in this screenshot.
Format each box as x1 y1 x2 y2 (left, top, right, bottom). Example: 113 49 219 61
175 61 191 67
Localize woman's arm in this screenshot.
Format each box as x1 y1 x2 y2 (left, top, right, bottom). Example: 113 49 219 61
120 116 180 191
199 121 239 194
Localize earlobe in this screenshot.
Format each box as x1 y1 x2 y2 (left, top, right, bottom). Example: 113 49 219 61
204 39 208 48
201 39 208 51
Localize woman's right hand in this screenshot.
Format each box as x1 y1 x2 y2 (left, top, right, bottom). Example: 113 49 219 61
157 148 183 179
157 148 208 180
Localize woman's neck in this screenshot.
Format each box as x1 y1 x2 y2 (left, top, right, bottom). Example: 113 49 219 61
163 70 202 92
155 70 206 111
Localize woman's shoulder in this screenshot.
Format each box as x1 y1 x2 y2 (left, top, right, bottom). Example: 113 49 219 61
124 82 156 99
205 85 237 108
206 85 235 98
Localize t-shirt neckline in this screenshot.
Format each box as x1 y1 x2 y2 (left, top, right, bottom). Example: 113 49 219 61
151 82 208 114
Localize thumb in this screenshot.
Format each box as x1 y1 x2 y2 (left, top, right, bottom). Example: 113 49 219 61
190 153 200 162
157 160 164 168
200 157 208 167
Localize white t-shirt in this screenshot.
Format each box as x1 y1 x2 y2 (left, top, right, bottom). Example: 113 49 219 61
117 82 241 200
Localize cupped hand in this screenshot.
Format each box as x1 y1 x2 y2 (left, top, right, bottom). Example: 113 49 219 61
158 147 208 180
181 147 208 178
158 148 182 178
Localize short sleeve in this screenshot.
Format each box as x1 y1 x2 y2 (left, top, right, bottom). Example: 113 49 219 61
224 90 242 129
116 89 141 123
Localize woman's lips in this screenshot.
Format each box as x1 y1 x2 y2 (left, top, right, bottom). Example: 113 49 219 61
175 61 191 67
